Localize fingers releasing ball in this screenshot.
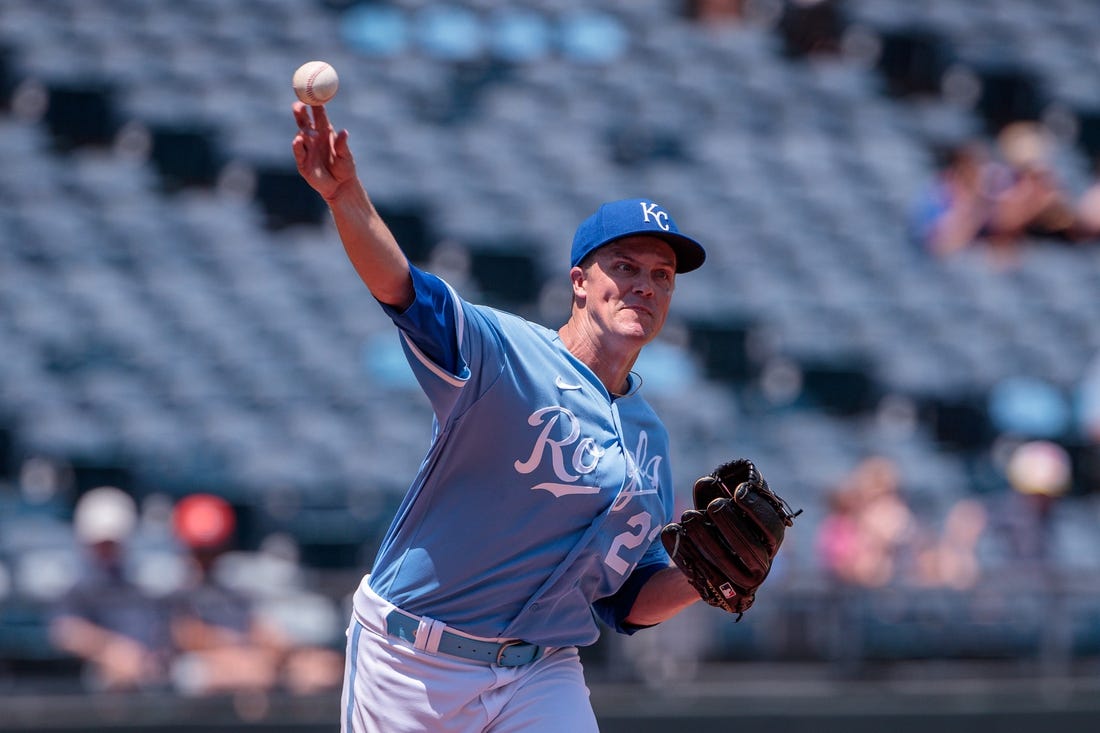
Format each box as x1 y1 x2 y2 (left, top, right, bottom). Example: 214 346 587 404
293 61 339 105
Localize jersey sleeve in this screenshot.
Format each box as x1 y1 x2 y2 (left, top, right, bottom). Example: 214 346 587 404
378 265 466 379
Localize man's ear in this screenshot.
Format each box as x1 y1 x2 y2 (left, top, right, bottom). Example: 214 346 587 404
569 266 587 302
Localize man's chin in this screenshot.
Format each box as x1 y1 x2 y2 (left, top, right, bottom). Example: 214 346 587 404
614 321 659 343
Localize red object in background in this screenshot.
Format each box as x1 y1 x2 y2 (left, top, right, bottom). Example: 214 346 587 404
172 493 236 549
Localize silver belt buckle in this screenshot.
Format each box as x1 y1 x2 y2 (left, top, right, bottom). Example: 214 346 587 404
495 639 524 666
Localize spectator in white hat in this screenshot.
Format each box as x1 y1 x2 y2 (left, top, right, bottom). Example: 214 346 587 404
49 486 172 691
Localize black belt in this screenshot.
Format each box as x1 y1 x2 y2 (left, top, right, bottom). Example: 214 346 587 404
384 610 544 667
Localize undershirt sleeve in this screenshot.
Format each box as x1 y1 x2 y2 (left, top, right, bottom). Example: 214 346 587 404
591 560 668 635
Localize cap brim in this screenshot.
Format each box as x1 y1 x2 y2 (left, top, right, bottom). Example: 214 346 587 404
574 229 707 273
657 232 706 273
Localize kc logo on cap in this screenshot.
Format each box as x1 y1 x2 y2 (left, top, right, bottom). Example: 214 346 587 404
570 198 706 273
639 202 671 231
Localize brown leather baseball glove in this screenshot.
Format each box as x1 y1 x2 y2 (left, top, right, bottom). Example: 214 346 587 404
661 459 800 619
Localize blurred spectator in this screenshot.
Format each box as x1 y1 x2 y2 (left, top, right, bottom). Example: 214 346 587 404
990 439 1072 568
816 486 860 582
911 124 1079 259
683 0 745 23
49 486 172 692
986 122 1078 248
913 498 988 590
816 457 916 588
910 140 997 257
166 493 341 698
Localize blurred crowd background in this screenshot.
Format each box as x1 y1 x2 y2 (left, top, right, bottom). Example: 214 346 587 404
2 0 1100 729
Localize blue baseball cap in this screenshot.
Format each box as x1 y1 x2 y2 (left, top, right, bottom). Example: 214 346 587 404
570 198 706 273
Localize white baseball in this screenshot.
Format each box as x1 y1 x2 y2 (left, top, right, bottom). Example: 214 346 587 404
293 61 339 105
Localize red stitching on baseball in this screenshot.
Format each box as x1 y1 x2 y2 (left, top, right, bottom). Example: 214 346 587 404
306 68 320 103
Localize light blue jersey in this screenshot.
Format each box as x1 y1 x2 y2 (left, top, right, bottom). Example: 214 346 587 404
364 267 674 648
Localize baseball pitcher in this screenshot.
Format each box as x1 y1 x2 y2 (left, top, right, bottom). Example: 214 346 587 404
292 101 798 733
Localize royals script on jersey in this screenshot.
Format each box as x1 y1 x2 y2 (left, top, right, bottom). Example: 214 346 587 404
365 268 675 648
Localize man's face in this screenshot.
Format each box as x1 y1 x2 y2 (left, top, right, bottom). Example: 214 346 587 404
573 236 677 345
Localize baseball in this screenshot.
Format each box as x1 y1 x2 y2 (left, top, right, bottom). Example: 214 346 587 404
293 61 339 105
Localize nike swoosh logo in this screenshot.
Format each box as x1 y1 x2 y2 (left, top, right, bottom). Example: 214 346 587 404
554 375 583 391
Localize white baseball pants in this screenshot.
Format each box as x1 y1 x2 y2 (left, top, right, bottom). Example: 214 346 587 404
340 578 600 733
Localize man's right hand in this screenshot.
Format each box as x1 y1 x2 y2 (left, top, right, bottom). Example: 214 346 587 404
291 102 358 203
